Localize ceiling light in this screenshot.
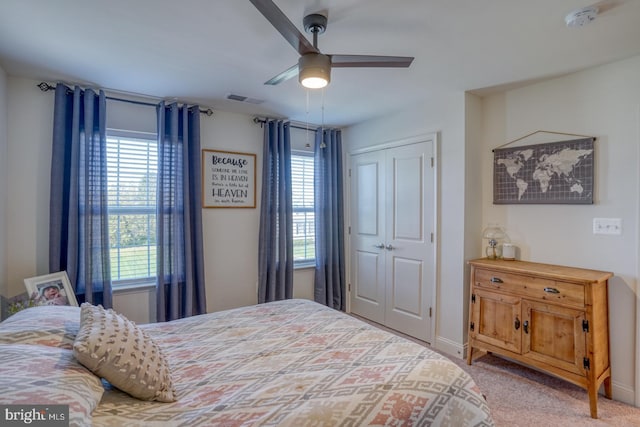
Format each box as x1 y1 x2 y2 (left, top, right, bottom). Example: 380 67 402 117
299 53 331 89
565 6 599 27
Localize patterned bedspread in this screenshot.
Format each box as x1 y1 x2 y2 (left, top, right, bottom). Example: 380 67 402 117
92 299 494 426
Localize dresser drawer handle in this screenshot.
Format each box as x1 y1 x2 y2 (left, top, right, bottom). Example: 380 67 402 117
544 287 560 294
490 277 503 283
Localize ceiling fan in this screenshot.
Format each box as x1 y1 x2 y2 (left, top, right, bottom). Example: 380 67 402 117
249 0 414 88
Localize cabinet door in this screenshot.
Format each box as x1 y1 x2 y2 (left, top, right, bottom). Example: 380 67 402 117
522 300 587 376
471 289 521 353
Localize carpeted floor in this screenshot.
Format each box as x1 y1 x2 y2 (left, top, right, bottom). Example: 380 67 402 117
448 352 640 427
351 314 640 426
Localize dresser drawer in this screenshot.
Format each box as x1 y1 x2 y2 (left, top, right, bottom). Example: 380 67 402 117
474 268 585 308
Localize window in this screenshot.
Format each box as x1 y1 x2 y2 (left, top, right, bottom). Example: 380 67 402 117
106 130 157 286
291 152 315 266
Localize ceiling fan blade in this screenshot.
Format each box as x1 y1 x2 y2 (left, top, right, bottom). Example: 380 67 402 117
264 63 299 85
250 0 318 56
590 0 619 14
330 54 414 68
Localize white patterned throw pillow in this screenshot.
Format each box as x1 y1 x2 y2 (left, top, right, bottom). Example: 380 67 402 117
0 344 104 426
73 303 176 402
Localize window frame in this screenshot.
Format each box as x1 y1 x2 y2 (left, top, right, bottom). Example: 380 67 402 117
290 149 316 268
106 128 158 288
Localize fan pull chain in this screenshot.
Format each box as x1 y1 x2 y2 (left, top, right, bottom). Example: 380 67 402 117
320 88 326 148
305 89 311 148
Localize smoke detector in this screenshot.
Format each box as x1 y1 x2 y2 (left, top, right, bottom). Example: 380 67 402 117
565 6 599 27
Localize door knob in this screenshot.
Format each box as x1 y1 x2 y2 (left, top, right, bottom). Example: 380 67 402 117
385 244 394 250
374 243 385 249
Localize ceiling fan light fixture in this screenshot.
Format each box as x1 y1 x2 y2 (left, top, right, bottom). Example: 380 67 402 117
299 53 331 89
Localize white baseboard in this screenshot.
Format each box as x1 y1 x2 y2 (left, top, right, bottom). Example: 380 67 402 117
612 380 636 406
434 335 466 360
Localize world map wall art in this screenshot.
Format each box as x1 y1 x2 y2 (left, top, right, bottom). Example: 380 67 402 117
493 137 595 204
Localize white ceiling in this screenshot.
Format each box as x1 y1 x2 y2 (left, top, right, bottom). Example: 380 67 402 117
0 0 639 127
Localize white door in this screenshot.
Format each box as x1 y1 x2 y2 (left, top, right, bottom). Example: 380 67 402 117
383 142 434 341
350 140 435 342
349 150 386 324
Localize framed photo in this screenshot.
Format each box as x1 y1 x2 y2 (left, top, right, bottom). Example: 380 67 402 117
23 271 78 307
202 149 256 208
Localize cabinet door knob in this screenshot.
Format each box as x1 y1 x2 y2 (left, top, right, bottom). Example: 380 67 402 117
514 317 521 330
543 287 560 294
490 277 503 283
523 320 529 334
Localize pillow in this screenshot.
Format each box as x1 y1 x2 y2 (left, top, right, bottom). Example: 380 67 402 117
0 343 104 426
73 303 176 402
0 305 80 349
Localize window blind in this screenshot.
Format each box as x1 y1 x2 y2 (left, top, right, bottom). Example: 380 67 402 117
106 133 158 284
291 153 315 263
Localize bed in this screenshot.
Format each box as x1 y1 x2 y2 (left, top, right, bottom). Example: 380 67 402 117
0 299 494 426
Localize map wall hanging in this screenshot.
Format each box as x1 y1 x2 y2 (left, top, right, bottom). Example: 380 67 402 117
493 137 595 204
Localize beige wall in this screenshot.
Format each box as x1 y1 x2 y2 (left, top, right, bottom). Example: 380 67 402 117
0 65 7 299
6 78 53 293
3 77 314 320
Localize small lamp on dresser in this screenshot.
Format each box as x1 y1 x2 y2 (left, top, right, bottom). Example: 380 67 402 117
481 223 509 259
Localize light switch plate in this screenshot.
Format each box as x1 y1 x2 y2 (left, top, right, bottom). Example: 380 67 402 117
593 218 622 235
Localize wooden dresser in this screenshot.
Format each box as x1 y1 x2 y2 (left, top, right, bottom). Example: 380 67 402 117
466 258 612 419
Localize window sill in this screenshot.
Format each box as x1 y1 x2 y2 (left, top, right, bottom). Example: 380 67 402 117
112 281 156 293
294 262 315 270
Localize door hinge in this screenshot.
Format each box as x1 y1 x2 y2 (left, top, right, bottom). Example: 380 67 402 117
348 283 351 292
583 357 591 370
430 157 434 168
348 226 351 235
429 307 432 318
471 294 476 304
349 169 351 177
470 322 475 331
430 232 434 243
582 319 589 332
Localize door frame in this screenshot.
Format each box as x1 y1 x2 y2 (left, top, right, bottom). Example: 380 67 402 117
345 132 440 344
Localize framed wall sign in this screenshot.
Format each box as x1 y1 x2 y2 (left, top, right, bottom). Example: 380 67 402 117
202 149 256 208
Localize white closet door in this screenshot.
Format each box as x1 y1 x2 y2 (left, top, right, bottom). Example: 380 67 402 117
349 150 386 324
383 142 433 342
349 140 434 342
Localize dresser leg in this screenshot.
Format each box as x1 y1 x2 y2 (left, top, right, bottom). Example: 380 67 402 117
588 385 598 419
466 346 473 365
604 376 612 399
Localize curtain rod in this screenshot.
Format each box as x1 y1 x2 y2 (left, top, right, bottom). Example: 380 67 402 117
37 82 214 117
252 117 318 132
